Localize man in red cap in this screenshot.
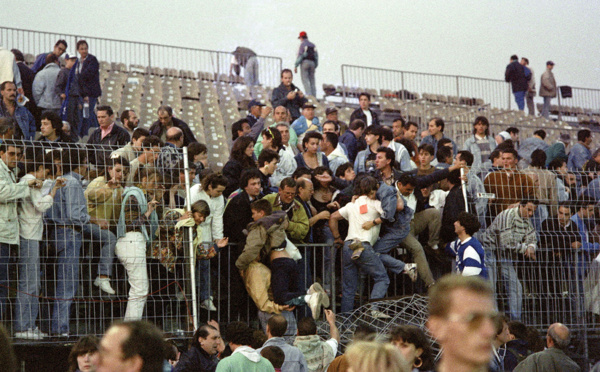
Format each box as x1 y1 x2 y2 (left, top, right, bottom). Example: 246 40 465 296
294 32 318 97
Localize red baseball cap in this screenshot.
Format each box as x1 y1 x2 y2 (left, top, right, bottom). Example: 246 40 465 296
298 31 307 39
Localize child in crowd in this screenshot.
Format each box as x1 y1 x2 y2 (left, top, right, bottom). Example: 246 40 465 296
445 211 488 278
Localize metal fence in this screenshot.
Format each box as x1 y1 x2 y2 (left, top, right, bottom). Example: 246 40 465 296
341 64 511 110
0 26 283 87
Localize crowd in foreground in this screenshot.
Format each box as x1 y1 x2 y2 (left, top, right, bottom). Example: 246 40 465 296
0 274 593 372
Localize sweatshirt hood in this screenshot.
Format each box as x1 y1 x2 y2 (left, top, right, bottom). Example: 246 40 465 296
233 345 262 363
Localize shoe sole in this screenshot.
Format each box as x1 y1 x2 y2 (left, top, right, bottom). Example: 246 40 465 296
310 293 323 319
309 283 330 308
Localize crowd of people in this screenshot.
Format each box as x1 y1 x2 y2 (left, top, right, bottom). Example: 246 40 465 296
1 38 600 369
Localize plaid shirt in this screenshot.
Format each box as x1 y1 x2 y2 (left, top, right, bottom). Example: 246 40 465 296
484 207 537 253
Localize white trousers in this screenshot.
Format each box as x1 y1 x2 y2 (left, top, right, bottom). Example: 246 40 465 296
116 232 148 321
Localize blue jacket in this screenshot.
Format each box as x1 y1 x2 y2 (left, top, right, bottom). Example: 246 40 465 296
173 345 219 372
339 131 360 164
421 134 458 157
568 142 591 172
354 146 376 173
518 136 549 165
78 54 102 98
462 135 497 172
0 101 36 141
290 115 320 137
294 152 329 169
31 52 49 73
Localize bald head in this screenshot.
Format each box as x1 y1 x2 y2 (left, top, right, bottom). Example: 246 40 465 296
547 323 570 350
166 127 183 147
267 314 288 338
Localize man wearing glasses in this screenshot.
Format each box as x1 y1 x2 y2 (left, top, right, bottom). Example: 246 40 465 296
427 274 497 372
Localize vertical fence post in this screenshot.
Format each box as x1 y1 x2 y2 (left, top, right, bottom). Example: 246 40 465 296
182 146 199 331
341 65 346 105
507 85 512 110
456 76 461 103
147 44 152 68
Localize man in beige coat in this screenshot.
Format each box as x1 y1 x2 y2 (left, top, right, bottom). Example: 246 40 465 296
540 61 557 119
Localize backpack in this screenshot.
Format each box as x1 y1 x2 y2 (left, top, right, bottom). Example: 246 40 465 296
506 346 532 364
305 46 316 61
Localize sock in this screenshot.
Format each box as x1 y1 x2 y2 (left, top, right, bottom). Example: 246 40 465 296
304 295 312 303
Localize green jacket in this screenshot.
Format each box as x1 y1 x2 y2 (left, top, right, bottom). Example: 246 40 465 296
263 193 309 243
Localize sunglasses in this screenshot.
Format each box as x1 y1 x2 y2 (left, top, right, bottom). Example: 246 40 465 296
446 311 499 329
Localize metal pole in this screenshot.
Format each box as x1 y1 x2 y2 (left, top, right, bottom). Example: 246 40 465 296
341 65 346 105
456 76 460 103
147 44 152 68
460 168 469 212
182 146 199 331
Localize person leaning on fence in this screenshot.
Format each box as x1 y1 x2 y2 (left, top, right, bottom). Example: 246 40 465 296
126 135 163 187
115 168 161 321
482 197 539 321
14 147 65 340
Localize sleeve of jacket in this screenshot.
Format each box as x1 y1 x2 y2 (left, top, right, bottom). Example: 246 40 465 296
80 56 100 97
212 197 225 240
32 74 44 105
271 88 287 108
236 227 265 271
270 152 297 187
287 203 309 241
12 59 22 89
84 179 113 204
26 110 36 140
504 64 512 82
55 69 68 96
416 168 450 188
180 121 197 145
31 54 45 73
249 117 265 142
376 184 397 223
222 161 241 198
223 197 244 243
0 178 30 203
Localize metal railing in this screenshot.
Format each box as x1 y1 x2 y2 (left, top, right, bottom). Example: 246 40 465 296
341 64 511 110
0 26 283 87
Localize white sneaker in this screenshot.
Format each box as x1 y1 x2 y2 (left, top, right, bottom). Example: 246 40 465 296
370 309 391 319
403 263 418 282
94 277 116 295
200 297 217 311
308 283 330 308
15 328 45 340
308 292 324 320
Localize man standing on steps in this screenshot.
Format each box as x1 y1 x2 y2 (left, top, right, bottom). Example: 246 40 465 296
294 31 318 97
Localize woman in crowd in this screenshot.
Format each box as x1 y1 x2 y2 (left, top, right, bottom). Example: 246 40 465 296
68 335 99 372
190 172 229 312
389 325 434 372
261 127 297 187
346 341 410 372
294 131 329 170
223 136 256 197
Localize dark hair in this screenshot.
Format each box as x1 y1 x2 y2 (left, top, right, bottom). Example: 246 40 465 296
157 105 173 117
322 120 339 132
297 317 317 336
522 57 529 65
188 142 207 163
96 105 114 117
548 158 566 171
377 146 396 168
258 148 280 168
68 336 99 372
530 149 547 168
447 169 462 186
506 127 519 135
267 314 288 337
251 198 272 216
45 53 59 64
389 325 434 371
533 129 546 140
436 146 452 163
497 140 515 152
280 177 297 191
131 127 149 141
120 109 133 124
11 49 24 62
335 163 353 178
437 138 452 150
576 195 596 209
105 155 129 175
40 110 65 138
262 127 283 151
251 329 268 349
281 68 293 77
141 135 163 149
418 144 435 156
56 39 68 48
191 199 210 218
519 196 540 206
507 321 528 340
393 117 406 126
502 148 519 159
191 323 219 350
202 172 228 192
364 125 383 144
510 54 518 61
231 118 250 140
577 129 591 143
323 131 338 149
231 136 256 168
292 167 312 180
114 321 166 372
359 92 371 101
355 175 379 196
164 340 179 362
24 146 54 174
380 126 394 142
261 346 285 369
349 119 365 131
457 211 481 236
240 168 262 189
353 324 377 342
312 166 333 191
489 149 502 162
302 131 323 151
0 81 16 91
225 321 253 346
404 121 418 130
0 117 16 136
76 39 88 49
398 173 417 187
457 150 474 166
430 117 445 132
61 147 87 174
472 116 490 136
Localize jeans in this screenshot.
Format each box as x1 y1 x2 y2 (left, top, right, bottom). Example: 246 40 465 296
499 257 522 320
542 96 552 118
15 238 42 332
64 95 80 131
484 248 498 308
0 243 11 321
372 224 408 274
115 232 148 321
314 225 335 289
244 56 259 86
81 223 116 277
52 228 82 335
513 91 526 111
300 60 317 97
79 96 98 137
530 204 548 234
341 241 389 313
196 246 219 301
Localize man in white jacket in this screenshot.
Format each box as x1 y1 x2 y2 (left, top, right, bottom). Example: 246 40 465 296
0 140 41 323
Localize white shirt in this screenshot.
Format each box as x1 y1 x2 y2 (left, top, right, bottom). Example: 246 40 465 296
18 174 54 240
363 109 373 127
338 195 383 245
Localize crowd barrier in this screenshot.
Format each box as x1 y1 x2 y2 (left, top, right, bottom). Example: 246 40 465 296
0 26 283 88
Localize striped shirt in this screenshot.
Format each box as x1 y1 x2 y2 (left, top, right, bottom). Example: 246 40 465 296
483 207 537 253
446 236 488 278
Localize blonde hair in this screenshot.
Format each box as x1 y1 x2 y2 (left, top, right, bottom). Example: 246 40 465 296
345 341 410 372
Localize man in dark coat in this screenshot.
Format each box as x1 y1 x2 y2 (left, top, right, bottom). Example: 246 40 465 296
505 54 530 111
149 105 197 146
